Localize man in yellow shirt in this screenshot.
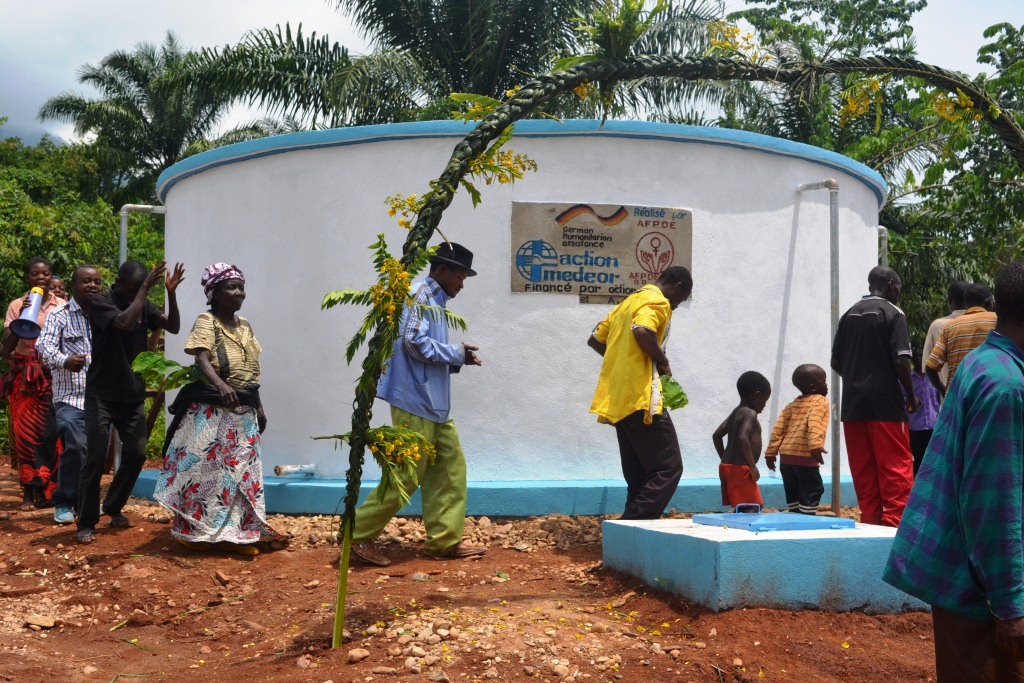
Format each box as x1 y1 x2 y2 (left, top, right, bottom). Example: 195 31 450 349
588 266 692 519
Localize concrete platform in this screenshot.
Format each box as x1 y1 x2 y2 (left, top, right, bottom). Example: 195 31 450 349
602 518 926 613
131 470 858 516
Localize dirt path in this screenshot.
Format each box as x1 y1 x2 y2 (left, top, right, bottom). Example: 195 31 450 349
0 470 935 682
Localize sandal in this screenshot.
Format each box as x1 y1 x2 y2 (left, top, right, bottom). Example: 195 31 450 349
218 541 259 556
176 538 212 551
105 514 132 529
76 528 97 544
425 542 487 560
350 542 391 567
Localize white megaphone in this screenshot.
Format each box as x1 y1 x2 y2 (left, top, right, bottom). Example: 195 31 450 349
10 287 44 339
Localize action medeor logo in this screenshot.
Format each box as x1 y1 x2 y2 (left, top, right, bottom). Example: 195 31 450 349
515 240 559 282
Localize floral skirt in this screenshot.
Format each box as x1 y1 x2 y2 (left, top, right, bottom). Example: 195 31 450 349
154 402 283 545
7 356 60 499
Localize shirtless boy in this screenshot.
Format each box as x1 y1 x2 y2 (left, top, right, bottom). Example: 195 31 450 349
713 371 772 509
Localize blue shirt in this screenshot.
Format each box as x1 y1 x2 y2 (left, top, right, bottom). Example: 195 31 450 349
36 298 92 410
883 331 1024 620
377 278 465 423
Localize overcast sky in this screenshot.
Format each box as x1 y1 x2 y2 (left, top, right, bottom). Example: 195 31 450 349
1 0 1021 143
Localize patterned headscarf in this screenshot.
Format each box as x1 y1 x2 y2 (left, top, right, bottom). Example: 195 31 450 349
201 263 245 305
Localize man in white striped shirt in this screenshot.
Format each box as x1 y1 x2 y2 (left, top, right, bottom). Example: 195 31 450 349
37 266 102 524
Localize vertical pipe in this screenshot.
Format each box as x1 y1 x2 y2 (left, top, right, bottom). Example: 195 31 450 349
878 226 889 267
829 187 842 515
119 210 129 265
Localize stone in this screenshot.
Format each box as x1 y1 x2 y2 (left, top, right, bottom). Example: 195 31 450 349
610 591 635 608
552 664 570 678
23 615 55 629
347 648 370 663
732 657 743 668
483 667 498 679
214 571 231 586
411 646 427 657
370 666 398 675
304 579 321 589
128 609 152 626
428 669 450 682
296 654 313 669
387 645 403 657
200 645 212 654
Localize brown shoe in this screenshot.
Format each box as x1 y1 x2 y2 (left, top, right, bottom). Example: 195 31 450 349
351 542 391 567
425 542 487 560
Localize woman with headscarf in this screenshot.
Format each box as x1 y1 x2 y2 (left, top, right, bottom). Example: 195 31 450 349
154 263 286 555
2 257 64 509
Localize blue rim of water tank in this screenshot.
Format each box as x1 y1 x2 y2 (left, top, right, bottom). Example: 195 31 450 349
156 119 887 205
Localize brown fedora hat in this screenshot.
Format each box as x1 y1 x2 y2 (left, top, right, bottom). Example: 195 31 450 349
429 242 477 276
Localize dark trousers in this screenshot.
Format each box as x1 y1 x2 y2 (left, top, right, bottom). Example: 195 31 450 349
932 605 1024 682
780 463 824 514
78 397 147 530
910 429 933 475
614 410 682 520
52 402 87 509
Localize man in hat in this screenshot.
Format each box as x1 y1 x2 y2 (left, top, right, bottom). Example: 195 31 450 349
350 242 487 566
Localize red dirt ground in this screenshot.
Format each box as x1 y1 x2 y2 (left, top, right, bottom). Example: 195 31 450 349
0 469 935 682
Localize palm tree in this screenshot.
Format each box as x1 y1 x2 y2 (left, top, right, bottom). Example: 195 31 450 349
188 0 733 127
39 32 269 202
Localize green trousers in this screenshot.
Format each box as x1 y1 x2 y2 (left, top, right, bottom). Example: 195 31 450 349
352 406 467 554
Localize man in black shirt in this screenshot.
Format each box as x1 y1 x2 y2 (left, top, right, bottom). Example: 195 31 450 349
831 266 919 528
76 260 184 544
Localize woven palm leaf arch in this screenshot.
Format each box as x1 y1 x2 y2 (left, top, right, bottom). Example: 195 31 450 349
332 54 1024 646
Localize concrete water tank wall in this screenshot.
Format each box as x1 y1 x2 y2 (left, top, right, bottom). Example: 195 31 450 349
156 119 884 495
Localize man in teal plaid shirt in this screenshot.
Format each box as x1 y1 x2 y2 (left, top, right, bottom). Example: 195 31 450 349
884 259 1024 681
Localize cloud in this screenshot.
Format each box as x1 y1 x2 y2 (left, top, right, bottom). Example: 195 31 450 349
0 0 368 139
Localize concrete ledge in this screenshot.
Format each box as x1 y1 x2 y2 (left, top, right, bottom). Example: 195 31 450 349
602 518 926 613
132 471 857 517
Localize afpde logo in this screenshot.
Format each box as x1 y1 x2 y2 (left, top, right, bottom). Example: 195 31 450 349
635 232 675 278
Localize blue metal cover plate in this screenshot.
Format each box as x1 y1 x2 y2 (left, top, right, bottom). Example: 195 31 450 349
691 511 856 532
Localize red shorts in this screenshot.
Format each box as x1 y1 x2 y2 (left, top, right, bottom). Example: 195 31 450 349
719 464 763 508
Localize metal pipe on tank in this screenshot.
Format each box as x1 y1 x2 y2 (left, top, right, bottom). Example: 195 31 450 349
119 204 167 265
878 226 889 267
798 178 842 515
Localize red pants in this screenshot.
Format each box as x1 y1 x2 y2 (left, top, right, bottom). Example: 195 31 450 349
719 464 763 508
843 420 913 527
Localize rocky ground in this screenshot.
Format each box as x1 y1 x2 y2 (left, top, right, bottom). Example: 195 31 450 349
0 469 935 682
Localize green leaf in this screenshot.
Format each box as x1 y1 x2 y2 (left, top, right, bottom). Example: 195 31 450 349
660 375 689 410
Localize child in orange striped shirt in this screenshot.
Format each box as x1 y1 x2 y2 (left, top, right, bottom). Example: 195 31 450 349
765 364 830 515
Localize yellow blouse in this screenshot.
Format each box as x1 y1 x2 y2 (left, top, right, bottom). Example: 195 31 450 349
185 312 261 388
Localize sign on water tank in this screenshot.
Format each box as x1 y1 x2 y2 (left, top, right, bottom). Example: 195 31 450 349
510 201 693 305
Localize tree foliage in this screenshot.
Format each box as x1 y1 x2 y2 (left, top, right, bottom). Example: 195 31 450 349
0 121 164 311
38 32 271 203
718 2 1024 341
